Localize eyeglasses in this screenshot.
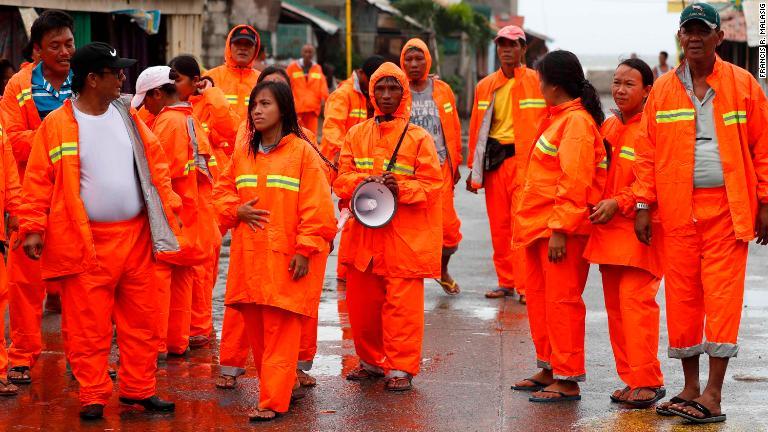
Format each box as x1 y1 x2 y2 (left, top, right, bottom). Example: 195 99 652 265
93 68 126 79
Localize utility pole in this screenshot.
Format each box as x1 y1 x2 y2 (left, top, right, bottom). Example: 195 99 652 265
346 0 352 77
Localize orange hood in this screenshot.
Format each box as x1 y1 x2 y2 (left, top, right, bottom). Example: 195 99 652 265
224 24 260 69
368 62 411 119
399 38 432 82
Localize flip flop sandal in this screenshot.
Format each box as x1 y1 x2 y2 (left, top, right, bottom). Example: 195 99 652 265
384 377 412 392
623 387 666 408
296 370 317 387
7 366 31 385
0 379 19 396
529 390 582 403
249 409 280 422
655 396 689 416
188 335 211 349
485 288 514 299
215 375 237 389
669 400 726 424
609 386 631 403
435 279 460 296
511 378 548 392
346 367 384 381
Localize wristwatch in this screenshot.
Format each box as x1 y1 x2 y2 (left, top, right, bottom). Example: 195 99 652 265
635 202 650 211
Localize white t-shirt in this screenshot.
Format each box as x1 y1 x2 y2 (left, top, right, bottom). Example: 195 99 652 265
73 103 145 222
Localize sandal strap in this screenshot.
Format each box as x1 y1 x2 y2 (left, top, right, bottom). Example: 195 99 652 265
685 400 713 418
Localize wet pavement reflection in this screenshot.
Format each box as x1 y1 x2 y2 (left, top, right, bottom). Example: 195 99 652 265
2 167 768 430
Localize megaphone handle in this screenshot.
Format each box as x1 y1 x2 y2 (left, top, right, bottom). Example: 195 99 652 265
385 122 410 172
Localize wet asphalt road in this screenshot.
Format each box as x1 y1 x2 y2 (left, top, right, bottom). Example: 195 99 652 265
2 166 768 431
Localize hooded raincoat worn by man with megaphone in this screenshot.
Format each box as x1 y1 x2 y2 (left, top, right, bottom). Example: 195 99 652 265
333 62 442 390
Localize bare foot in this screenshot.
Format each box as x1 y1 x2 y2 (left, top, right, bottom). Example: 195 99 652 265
248 408 277 421
296 369 317 387
659 387 700 411
626 387 659 402
611 386 630 402
675 392 722 418
531 380 580 400
513 370 554 389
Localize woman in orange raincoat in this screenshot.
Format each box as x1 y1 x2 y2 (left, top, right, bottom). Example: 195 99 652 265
511 50 607 403
213 80 336 421
584 58 666 408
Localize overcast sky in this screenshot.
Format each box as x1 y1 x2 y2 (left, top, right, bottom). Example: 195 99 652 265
519 0 681 57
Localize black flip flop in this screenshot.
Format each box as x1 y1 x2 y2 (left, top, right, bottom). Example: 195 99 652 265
669 400 726 424
655 396 689 416
529 390 581 403
623 387 666 408
609 386 630 403
7 366 31 385
511 378 548 392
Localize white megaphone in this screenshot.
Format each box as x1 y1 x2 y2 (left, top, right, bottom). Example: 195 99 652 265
346 180 397 228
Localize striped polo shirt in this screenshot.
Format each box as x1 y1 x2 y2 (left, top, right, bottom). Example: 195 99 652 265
31 62 73 119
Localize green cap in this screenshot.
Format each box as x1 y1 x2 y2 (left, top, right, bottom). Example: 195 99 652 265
680 3 720 29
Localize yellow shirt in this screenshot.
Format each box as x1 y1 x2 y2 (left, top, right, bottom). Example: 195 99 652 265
488 78 515 144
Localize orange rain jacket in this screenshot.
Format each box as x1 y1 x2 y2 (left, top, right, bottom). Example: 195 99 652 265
633 57 768 241
0 122 22 242
286 61 329 116
151 103 221 264
213 132 336 317
399 38 462 182
0 65 42 177
467 66 546 188
320 73 369 161
17 98 184 279
206 25 261 121
137 106 157 128
333 62 443 278
189 86 241 166
515 98 607 246
583 113 662 277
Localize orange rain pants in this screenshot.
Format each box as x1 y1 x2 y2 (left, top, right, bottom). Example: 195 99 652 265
345 266 424 376
1 258 9 375
155 262 195 355
663 187 748 359
190 248 220 338
600 265 663 388
298 112 319 138
219 305 319 375
441 161 462 249
61 215 159 406
484 157 517 289
525 235 589 381
7 236 62 368
240 304 302 413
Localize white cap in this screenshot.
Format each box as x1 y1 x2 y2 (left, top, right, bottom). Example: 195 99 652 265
131 66 175 109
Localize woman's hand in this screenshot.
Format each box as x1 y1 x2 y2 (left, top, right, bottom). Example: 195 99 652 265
289 254 309 280
237 197 271 231
589 199 619 225
465 175 478 194
548 231 567 263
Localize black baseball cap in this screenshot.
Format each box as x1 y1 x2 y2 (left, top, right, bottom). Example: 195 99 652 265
71 42 137 76
230 26 258 44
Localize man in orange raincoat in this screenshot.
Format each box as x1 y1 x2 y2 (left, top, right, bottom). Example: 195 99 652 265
466 25 547 302
206 25 261 121
286 44 329 135
633 4 768 423
132 66 220 357
400 38 463 295
17 43 178 420
334 62 442 392
321 55 385 282
0 120 22 396
0 10 74 384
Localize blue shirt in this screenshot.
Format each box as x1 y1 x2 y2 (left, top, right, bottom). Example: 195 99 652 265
30 62 73 119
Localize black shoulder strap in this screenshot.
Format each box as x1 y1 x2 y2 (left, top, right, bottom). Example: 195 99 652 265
385 122 410 172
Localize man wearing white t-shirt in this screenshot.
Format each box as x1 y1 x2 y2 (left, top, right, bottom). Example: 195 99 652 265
17 42 183 420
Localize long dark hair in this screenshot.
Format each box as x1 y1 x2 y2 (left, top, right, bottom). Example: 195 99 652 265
169 55 201 79
257 66 291 86
618 58 654 87
537 50 604 126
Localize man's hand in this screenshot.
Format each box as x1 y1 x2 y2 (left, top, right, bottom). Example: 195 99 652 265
289 253 309 280
589 199 619 225
756 203 768 245
465 175 478 194
382 172 399 197
634 209 652 245
237 197 271 231
23 233 44 260
453 167 461 185
548 231 567 263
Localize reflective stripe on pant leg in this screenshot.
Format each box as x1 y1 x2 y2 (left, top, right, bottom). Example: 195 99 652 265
382 277 424 376
345 266 386 370
7 231 46 368
525 239 551 369
545 235 589 382
483 158 516 287
219 304 249 377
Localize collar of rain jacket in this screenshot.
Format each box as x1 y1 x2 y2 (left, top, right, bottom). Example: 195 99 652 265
400 38 431 82
224 25 261 70
547 97 584 117
368 62 411 120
